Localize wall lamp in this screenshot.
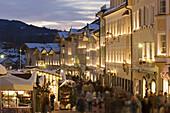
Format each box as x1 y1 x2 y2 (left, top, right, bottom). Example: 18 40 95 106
107 32 119 42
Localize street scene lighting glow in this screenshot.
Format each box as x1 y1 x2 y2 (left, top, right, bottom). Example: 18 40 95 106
138 43 143 48
0 54 4 58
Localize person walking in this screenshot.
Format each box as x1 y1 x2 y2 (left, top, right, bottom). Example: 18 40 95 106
149 92 157 113
77 94 86 113
86 91 93 112
104 91 112 113
50 93 55 111
130 95 141 113
156 91 166 113
42 93 50 113
142 96 151 113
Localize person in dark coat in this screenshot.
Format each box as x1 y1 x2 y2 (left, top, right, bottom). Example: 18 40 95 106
50 93 55 111
42 94 50 113
142 96 151 113
77 94 86 113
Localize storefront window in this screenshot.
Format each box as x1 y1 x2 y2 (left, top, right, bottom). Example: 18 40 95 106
1 91 31 108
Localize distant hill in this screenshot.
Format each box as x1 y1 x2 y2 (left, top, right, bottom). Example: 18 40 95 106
0 19 61 48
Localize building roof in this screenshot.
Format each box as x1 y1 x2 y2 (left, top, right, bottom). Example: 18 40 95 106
58 31 69 38
88 24 99 30
103 1 127 16
70 28 79 34
24 43 60 52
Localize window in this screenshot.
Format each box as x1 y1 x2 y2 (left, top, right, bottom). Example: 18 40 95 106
141 42 155 62
160 35 166 54
145 7 148 25
151 5 154 24
160 0 166 14
139 9 142 27
68 48 72 55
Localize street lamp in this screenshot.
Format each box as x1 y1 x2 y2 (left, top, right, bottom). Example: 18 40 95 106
0 54 4 59
122 7 133 94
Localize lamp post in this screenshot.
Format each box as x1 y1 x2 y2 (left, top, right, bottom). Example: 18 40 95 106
122 7 133 94
19 48 22 69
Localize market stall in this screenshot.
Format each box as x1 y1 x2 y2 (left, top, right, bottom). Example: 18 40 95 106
0 74 33 113
59 80 76 110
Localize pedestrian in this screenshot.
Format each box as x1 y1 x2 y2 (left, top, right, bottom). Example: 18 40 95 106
77 94 86 113
130 95 141 113
88 83 94 93
104 91 112 113
42 93 50 113
142 96 151 113
98 97 104 112
50 93 55 111
164 93 170 113
95 83 101 98
149 92 157 113
82 82 88 96
156 91 166 113
92 98 98 113
86 91 93 112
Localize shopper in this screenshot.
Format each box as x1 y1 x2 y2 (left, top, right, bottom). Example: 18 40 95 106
149 92 157 113
142 96 151 113
77 94 86 113
42 93 50 113
104 91 112 113
50 93 55 111
130 95 141 113
86 91 93 112
156 91 166 113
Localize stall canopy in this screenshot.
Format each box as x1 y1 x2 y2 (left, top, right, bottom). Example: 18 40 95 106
0 74 33 91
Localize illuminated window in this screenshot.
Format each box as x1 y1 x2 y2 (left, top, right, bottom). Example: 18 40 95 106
68 48 72 55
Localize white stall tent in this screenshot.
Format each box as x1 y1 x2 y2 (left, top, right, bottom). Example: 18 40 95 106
0 64 7 75
0 74 33 91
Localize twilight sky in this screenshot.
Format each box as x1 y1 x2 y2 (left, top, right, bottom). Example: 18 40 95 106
0 0 109 30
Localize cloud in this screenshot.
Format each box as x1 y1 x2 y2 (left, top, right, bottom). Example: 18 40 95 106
0 0 109 30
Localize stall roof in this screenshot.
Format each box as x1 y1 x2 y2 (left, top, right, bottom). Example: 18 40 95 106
0 74 33 91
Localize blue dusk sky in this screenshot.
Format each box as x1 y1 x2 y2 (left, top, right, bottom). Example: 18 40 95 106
0 0 109 30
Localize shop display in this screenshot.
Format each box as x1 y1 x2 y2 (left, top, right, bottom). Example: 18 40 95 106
1 91 32 113
60 85 71 110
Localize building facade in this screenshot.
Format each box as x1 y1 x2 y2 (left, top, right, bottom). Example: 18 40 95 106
22 43 60 70
155 0 170 95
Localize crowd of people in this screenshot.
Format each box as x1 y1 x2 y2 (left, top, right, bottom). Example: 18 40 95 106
71 75 170 113
130 91 170 113
71 75 131 113
40 74 170 113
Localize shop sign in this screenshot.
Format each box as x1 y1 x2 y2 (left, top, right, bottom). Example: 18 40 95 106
160 72 170 80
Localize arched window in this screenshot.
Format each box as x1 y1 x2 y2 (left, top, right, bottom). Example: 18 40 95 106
151 80 156 93
143 78 146 97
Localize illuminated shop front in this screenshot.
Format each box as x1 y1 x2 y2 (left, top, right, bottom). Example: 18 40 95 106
1 91 31 108
0 75 33 113
30 69 62 102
